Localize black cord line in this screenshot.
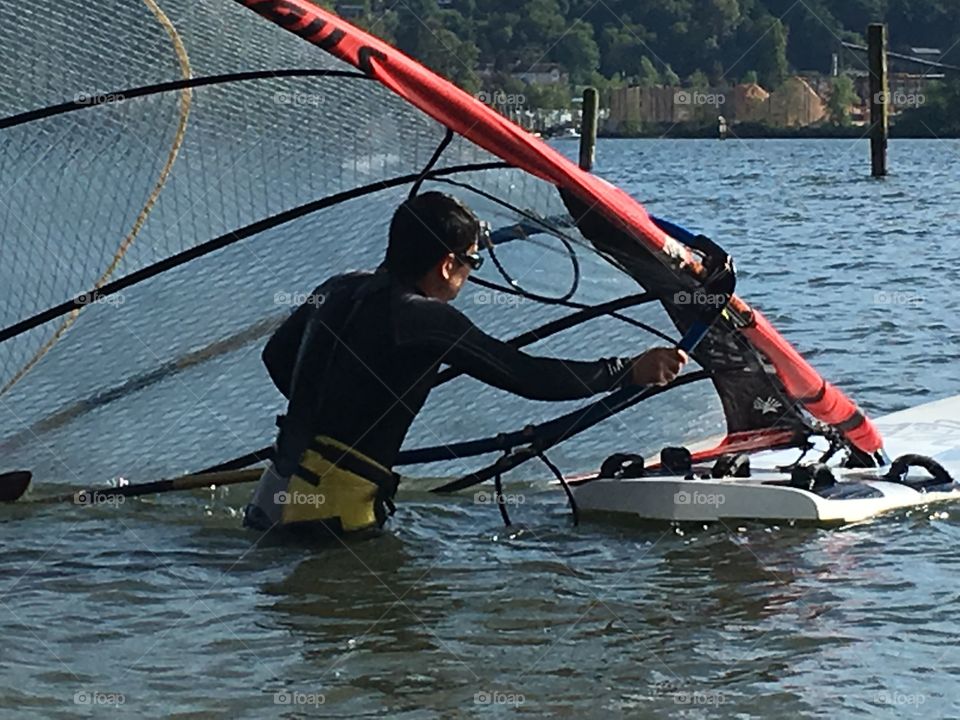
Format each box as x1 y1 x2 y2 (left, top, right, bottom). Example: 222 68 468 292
0 69 371 130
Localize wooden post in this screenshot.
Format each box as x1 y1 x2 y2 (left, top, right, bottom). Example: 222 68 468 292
579 87 599 171
868 23 889 177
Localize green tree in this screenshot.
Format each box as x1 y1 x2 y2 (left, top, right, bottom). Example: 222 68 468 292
742 70 759 85
585 71 626 106
599 26 654 79
887 0 960 55
419 25 481 90
829 0 888 32
517 0 567 45
553 23 600 83
663 64 681 86
525 82 573 110
895 78 960 137
827 75 858 126
392 0 436 54
687 70 710 89
753 16 789 89
637 56 661 87
391 1 479 88
764 0 841 72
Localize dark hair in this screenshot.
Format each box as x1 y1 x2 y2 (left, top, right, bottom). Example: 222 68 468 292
385 191 480 280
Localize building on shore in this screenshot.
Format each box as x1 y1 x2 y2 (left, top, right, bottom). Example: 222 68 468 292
605 76 827 134
851 72 943 114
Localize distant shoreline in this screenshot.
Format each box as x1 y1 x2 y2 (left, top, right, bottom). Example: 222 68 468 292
598 124 960 140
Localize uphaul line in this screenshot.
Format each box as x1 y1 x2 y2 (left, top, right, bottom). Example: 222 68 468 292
236 0 882 455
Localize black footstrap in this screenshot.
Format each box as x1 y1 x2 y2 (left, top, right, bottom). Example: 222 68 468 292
884 454 954 487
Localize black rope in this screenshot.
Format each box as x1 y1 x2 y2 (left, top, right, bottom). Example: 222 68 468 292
0 69 371 130
484 224 580 304
776 442 813 472
467 276 675 344
493 470 512 526
431 177 581 303
409 128 455 199
538 451 578 526
818 436 844 466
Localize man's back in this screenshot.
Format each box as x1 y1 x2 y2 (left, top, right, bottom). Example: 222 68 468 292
266 270 442 474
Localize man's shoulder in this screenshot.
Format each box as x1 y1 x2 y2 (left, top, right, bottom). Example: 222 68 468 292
393 290 475 343
313 270 374 295
394 285 455 313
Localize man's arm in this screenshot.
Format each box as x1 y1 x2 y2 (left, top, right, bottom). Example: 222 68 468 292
401 297 685 401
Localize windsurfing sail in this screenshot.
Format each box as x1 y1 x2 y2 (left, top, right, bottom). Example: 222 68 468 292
0 0 882 489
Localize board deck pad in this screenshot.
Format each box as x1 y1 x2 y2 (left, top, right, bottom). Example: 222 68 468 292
570 394 960 524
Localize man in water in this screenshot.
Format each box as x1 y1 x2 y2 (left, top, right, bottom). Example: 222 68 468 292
244 192 687 535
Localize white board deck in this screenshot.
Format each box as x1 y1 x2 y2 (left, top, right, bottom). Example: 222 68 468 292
570 393 960 525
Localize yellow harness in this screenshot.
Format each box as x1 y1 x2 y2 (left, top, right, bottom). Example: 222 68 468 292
280 436 397 533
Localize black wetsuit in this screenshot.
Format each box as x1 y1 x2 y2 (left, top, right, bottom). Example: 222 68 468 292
263 269 633 477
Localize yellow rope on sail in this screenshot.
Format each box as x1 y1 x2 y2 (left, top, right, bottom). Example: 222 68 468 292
0 0 193 399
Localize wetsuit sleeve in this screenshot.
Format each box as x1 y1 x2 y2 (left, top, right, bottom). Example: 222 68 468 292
401 298 632 401
262 302 311 398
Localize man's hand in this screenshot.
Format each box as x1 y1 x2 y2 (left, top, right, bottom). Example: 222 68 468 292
629 348 689 386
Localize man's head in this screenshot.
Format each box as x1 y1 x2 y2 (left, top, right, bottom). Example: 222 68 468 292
385 191 484 301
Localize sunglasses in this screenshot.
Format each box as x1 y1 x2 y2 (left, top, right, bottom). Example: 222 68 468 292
453 220 490 271
455 250 484 271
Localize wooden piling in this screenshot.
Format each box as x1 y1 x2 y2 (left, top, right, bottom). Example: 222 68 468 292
867 23 889 177
579 87 599 171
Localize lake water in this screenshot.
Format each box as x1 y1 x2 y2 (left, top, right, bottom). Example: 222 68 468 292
1 138 959 718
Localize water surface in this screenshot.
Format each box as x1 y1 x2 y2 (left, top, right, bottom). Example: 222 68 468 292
1 138 959 718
